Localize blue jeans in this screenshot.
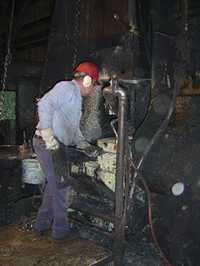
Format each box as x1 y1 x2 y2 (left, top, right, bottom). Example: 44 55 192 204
32 136 70 238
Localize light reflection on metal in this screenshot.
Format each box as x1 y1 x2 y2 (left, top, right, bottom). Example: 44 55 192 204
113 13 139 35
110 119 118 139
119 78 151 85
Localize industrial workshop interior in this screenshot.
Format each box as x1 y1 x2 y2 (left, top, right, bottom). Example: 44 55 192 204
1 0 200 265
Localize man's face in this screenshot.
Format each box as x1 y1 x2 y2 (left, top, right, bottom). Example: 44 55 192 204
80 81 97 96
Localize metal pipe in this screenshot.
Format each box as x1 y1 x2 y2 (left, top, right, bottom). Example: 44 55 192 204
110 118 118 139
112 80 127 266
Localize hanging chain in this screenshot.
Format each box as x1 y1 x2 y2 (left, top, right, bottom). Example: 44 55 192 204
0 52 12 118
0 0 15 119
72 0 81 68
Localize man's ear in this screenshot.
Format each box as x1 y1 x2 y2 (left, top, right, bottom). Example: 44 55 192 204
83 75 92 87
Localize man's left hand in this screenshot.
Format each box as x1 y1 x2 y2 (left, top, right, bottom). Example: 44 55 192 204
76 141 103 158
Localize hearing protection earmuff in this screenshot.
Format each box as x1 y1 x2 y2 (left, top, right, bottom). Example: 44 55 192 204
82 75 92 87
74 72 93 88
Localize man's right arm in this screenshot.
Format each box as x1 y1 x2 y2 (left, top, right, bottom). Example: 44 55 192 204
37 85 60 150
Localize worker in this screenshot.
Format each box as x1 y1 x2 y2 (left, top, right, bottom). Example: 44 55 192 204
32 61 100 240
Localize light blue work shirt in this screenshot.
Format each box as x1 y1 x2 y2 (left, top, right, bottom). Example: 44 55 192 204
36 80 85 145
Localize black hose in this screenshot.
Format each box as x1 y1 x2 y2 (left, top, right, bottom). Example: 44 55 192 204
128 73 180 203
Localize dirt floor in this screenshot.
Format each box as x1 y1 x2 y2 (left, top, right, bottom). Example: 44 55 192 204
0 225 110 266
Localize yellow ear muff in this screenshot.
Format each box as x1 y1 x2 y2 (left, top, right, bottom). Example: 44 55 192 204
83 75 92 87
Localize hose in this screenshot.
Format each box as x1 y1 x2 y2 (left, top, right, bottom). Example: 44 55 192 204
128 73 180 203
126 67 183 266
130 159 173 266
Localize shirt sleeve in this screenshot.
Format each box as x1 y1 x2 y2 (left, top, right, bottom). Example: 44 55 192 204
37 82 73 129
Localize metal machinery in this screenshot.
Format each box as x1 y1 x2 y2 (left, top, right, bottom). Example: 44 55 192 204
1 0 199 265
52 77 151 266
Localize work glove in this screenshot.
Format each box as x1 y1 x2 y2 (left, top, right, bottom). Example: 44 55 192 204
40 128 59 150
76 141 103 159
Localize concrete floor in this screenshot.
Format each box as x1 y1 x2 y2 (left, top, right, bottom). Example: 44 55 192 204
0 225 109 266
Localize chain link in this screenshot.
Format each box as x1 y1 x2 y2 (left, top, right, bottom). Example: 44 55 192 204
0 0 15 120
0 52 12 118
72 0 81 68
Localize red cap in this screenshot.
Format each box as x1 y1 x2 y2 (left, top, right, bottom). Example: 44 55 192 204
74 61 99 81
